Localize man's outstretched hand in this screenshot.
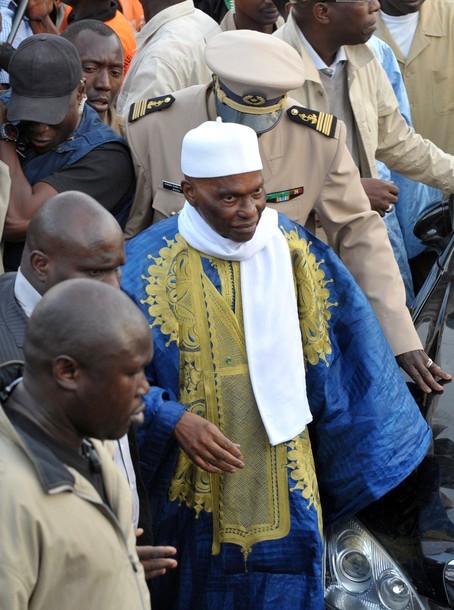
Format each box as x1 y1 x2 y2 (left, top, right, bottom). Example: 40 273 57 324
396 349 451 393
136 529 178 580
174 411 244 475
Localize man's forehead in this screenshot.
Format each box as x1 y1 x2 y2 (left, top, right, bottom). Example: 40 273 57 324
75 31 123 60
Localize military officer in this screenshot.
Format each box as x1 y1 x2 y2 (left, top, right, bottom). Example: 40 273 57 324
123 29 451 393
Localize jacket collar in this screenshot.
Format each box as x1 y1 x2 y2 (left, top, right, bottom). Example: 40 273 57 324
0 405 76 494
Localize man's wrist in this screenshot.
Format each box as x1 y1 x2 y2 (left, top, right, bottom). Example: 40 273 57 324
0 122 19 142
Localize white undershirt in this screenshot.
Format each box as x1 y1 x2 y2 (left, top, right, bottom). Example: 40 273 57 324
13 270 140 528
380 11 419 59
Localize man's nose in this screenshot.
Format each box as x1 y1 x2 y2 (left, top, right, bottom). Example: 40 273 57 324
104 269 121 289
28 122 50 135
239 196 259 216
95 69 111 90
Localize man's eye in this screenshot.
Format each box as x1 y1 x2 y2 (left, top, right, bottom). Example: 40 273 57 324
111 71 122 78
87 270 104 277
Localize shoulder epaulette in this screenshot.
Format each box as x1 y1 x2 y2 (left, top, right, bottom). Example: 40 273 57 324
128 94 176 123
287 106 337 138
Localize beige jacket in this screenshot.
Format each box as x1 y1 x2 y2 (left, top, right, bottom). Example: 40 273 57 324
0 161 11 275
116 0 220 116
375 0 454 155
124 83 420 355
0 407 150 610
274 12 454 190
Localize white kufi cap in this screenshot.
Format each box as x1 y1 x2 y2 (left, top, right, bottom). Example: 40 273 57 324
181 117 263 178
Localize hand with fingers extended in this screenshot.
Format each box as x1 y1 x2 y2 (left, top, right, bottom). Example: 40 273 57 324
173 411 244 475
135 531 178 580
361 178 399 217
396 349 452 393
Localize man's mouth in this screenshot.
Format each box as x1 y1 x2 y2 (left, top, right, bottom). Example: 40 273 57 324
129 402 145 426
90 98 110 112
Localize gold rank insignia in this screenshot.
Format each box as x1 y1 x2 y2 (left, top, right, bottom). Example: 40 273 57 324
128 95 176 123
287 105 337 138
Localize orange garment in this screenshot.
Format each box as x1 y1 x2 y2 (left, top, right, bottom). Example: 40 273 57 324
118 0 144 32
59 3 137 74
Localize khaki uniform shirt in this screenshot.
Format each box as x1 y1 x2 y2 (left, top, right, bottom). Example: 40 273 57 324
274 13 454 190
375 0 454 155
124 83 420 355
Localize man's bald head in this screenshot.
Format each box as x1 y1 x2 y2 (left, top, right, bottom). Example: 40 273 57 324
23 279 152 441
22 192 125 293
25 278 150 371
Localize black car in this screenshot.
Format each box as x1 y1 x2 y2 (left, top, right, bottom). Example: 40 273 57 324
324 200 454 610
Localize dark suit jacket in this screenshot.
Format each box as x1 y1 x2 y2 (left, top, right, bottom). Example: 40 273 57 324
0 273 27 389
0 271 154 544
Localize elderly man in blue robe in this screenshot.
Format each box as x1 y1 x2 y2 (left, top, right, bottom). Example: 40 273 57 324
121 118 431 609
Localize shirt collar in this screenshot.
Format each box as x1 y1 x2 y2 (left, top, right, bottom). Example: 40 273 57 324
298 28 347 77
14 269 42 318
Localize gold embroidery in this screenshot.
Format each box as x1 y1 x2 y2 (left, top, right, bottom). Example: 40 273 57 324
283 229 337 366
286 431 323 536
299 112 318 125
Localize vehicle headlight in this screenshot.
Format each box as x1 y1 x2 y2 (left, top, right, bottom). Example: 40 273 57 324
325 517 426 609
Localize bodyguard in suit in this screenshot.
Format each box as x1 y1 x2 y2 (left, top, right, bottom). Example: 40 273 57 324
0 190 178 581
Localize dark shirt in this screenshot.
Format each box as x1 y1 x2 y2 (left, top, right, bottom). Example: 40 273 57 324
41 143 135 215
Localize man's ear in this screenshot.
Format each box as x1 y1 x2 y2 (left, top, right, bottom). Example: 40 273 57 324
182 178 197 207
313 1 331 23
77 79 86 101
53 355 80 391
30 250 50 282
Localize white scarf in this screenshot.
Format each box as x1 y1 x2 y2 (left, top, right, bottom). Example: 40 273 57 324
178 202 312 445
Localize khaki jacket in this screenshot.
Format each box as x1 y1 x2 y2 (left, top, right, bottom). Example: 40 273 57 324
274 13 454 190
0 161 11 275
124 83 420 355
0 407 150 610
104 107 125 138
375 0 454 155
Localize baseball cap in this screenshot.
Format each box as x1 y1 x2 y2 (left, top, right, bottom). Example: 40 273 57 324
7 34 83 125
205 30 305 135
181 118 263 178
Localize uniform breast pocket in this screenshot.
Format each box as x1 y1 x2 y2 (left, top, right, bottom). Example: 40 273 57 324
432 68 454 115
152 186 185 220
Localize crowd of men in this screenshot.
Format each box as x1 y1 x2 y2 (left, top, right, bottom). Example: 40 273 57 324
0 0 453 608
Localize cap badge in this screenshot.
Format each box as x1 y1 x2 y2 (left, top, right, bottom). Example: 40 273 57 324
242 93 266 107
